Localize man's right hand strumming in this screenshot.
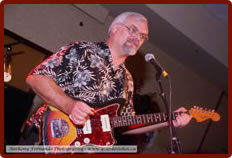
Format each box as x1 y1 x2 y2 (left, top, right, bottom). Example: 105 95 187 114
68 101 95 126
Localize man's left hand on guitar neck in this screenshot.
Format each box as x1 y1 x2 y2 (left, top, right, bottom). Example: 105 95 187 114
172 107 192 128
122 107 192 135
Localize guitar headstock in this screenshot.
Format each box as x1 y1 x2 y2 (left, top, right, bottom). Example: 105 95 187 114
189 106 220 122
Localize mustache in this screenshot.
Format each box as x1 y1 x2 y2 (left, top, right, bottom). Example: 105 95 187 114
127 38 139 47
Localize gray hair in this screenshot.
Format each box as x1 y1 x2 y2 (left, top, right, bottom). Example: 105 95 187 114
108 12 148 36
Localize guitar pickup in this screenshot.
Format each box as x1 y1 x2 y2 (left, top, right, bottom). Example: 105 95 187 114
82 119 92 134
101 114 111 132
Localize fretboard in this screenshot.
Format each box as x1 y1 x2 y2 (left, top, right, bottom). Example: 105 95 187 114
111 112 179 128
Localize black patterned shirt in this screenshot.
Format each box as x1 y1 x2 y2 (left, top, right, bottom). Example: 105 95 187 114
28 41 135 128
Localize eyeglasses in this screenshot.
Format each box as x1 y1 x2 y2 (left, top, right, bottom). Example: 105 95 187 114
120 24 148 41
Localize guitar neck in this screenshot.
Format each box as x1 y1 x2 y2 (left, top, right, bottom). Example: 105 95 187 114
111 112 180 128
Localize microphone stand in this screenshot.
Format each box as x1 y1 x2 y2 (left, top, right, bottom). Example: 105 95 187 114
4 41 22 62
155 72 181 154
5 46 12 62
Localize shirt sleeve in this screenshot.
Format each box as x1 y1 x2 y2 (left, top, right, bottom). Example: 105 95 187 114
28 42 82 83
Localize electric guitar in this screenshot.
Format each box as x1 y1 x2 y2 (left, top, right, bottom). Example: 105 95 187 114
42 99 220 149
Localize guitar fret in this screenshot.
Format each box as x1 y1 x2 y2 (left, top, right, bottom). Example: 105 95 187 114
132 115 136 125
153 113 157 122
160 113 163 122
127 116 133 125
163 113 166 121
142 115 146 124
135 115 143 124
112 118 118 128
164 112 177 122
122 116 127 126
146 114 153 123
154 113 162 123
159 113 162 122
117 117 123 127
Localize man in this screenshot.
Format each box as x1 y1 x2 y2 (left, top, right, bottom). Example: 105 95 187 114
24 12 191 146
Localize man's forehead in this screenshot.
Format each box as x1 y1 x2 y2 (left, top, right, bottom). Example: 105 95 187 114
124 17 148 32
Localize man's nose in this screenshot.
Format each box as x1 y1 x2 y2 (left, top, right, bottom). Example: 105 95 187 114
132 32 141 41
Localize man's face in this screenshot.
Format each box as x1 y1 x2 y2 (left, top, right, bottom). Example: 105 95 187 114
117 17 148 56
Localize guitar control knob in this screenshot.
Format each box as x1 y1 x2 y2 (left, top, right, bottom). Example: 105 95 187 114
84 138 90 144
74 141 81 147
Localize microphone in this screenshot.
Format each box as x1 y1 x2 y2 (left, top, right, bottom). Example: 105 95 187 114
145 53 168 78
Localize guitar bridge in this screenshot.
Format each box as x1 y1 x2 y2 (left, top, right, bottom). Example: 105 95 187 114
50 119 69 138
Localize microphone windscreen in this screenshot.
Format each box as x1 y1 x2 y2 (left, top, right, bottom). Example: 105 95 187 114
144 53 155 62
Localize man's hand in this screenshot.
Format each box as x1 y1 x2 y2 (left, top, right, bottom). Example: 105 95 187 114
69 101 95 126
172 107 192 128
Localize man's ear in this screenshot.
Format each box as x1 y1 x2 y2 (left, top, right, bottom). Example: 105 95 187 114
111 24 119 34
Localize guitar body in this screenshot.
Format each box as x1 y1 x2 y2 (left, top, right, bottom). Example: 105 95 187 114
42 101 122 147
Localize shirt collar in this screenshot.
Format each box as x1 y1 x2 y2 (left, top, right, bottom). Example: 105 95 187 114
97 41 126 72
